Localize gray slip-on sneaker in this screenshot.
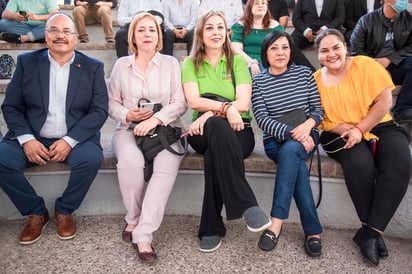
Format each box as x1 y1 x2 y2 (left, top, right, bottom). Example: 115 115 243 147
199 236 222 252
243 206 271 232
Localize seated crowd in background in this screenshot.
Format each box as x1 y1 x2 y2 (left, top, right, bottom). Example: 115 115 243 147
161 0 199 57
0 0 59 43
72 0 117 44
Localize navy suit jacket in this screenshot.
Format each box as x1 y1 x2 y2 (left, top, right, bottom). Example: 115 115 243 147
292 0 345 34
1 48 108 148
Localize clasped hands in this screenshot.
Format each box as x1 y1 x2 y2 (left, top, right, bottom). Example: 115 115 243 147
23 139 72 165
173 28 188 39
291 122 315 153
188 104 243 136
305 29 321 43
15 12 31 22
77 1 103 8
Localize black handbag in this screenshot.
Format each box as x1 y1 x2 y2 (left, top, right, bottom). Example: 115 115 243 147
130 98 187 181
135 125 186 181
276 108 307 127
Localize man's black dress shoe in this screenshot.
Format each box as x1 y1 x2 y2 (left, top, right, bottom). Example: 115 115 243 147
353 228 380 266
2 33 21 43
377 235 388 257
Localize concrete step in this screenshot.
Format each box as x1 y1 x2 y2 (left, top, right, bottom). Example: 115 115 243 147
1 145 411 240
0 24 119 77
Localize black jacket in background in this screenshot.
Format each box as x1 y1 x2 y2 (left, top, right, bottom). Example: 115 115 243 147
350 7 412 66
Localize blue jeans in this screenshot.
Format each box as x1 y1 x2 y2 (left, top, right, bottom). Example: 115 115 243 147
0 19 45 41
264 138 322 236
0 138 103 216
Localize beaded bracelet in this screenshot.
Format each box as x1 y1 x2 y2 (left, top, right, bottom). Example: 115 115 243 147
220 102 229 113
223 102 233 115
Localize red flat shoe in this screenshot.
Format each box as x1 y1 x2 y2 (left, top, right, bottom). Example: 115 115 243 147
122 224 133 243
132 243 157 263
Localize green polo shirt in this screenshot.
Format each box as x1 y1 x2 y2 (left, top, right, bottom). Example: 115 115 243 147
231 23 284 62
182 54 252 121
6 0 59 26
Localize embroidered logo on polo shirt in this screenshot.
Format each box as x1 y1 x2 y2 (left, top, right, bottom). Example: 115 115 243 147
222 71 232 81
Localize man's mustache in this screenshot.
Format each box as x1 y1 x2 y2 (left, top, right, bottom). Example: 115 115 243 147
52 38 69 44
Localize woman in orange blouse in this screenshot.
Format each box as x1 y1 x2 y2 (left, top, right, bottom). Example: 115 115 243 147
313 29 410 266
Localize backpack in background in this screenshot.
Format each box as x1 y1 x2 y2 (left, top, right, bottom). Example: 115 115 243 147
0 54 15 79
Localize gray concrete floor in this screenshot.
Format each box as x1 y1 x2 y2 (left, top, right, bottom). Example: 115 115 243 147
1 215 411 273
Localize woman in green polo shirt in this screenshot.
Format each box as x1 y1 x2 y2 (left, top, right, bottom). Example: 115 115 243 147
182 10 271 253
231 0 283 76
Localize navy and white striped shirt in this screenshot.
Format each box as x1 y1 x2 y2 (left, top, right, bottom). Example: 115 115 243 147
252 65 324 142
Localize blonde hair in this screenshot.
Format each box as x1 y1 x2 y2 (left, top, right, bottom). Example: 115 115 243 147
128 13 163 54
190 10 233 73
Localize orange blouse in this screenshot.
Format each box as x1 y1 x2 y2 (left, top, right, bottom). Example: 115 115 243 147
314 55 395 141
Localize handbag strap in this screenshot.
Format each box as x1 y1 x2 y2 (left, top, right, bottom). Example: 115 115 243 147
308 142 322 209
157 127 187 156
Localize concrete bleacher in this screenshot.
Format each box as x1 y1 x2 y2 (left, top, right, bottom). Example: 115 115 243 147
0 5 411 240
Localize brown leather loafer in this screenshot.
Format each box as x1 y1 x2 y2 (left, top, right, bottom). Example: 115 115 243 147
132 243 157 263
19 210 50 245
122 224 133 243
55 212 77 240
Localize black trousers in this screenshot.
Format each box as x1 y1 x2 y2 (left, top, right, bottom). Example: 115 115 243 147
320 121 410 231
115 24 130 58
188 117 257 238
162 29 194 56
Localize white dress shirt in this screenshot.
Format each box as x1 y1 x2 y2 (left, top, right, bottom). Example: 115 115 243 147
18 52 78 147
315 0 324 17
367 0 375 13
162 0 199 31
199 0 243 29
117 0 163 26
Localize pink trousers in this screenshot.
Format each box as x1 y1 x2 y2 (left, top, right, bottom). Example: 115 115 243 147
112 129 184 244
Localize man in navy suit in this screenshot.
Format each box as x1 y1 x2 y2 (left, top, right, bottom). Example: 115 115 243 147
0 13 108 244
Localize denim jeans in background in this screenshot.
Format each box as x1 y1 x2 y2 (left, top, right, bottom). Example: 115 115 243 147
64 0 71 4
264 137 322 236
0 19 45 41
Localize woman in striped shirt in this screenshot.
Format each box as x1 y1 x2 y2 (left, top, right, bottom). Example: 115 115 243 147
251 30 324 257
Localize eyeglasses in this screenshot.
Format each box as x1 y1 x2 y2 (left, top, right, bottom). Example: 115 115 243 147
322 136 347 153
46 29 76 36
